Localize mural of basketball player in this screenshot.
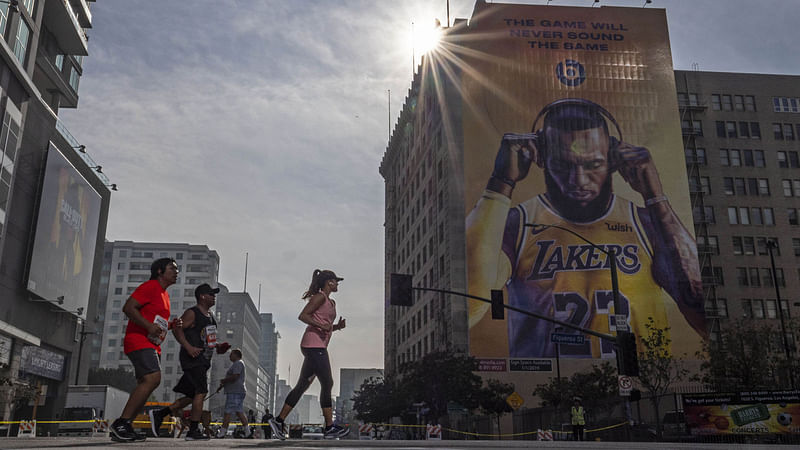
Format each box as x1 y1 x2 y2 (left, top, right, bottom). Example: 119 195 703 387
466 98 705 358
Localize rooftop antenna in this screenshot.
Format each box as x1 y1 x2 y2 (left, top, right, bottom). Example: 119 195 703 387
258 283 262 311
411 21 415 75
388 89 391 141
243 252 248 292
446 0 450 27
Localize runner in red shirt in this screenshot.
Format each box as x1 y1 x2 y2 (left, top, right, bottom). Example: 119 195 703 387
110 258 180 443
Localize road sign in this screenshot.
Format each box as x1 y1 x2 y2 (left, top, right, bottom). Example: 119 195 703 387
618 375 633 396
610 314 629 332
550 333 585 345
506 392 524 410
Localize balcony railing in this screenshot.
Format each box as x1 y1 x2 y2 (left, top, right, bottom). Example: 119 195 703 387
682 128 704 137
56 119 110 186
678 102 708 111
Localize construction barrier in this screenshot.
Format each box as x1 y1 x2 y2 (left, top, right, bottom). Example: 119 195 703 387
92 419 109 436
426 423 442 440
18 420 36 438
358 423 373 440
537 429 554 441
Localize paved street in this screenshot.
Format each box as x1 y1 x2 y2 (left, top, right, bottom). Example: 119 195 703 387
0 437 797 449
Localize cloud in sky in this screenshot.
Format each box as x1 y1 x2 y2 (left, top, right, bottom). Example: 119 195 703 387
60 0 799 395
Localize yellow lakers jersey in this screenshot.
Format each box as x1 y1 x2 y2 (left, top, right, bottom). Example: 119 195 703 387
505 193 669 359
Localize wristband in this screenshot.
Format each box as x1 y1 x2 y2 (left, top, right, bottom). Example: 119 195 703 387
645 195 668 207
491 174 516 189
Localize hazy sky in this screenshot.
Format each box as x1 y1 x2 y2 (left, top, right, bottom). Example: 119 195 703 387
60 0 800 397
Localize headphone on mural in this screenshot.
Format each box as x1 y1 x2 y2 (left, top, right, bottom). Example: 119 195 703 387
527 98 623 168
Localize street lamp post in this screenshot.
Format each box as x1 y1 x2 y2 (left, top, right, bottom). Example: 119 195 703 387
74 319 96 385
766 239 794 388
554 326 562 384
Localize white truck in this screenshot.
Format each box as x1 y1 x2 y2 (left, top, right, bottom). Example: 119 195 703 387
59 385 128 436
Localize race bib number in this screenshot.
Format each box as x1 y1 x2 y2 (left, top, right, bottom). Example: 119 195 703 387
205 325 217 348
153 315 169 344
203 324 217 359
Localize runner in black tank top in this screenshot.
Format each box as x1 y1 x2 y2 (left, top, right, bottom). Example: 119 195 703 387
149 284 230 440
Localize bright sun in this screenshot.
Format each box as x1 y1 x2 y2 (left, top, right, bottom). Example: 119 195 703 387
413 18 443 55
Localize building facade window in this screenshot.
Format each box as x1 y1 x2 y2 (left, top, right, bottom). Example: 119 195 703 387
773 97 800 113
12 19 30 66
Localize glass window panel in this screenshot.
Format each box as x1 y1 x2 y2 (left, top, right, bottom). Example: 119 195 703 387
739 207 750 225
755 150 765 167
751 208 762 225
764 208 774 225
13 19 30 66
728 207 738 224
730 150 741 166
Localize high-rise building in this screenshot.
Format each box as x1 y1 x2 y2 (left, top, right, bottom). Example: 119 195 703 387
338 368 383 425
0 0 111 434
92 241 219 404
209 290 261 417
380 1 800 406
258 313 279 412
675 70 800 342
379 24 469 378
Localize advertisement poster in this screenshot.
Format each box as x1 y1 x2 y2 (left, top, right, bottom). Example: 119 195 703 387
27 143 101 314
461 3 705 365
684 391 800 435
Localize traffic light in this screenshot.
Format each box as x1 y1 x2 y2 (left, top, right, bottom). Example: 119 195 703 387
390 273 413 306
491 289 504 320
616 331 639 376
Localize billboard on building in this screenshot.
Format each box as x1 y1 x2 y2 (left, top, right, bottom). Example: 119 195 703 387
462 3 705 367
27 143 101 315
683 391 800 435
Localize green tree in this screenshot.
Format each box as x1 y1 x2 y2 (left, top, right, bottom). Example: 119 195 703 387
637 318 689 439
400 352 485 421
698 318 798 391
352 376 405 424
478 379 514 437
533 362 618 411
87 367 136 393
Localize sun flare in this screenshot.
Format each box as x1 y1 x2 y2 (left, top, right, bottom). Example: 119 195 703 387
413 18 443 55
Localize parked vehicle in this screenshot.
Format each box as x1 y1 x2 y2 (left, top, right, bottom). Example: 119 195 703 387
59 385 127 436
301 424 324 439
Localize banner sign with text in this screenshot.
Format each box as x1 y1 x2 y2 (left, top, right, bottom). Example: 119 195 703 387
683 391 800 435
460 2 704 367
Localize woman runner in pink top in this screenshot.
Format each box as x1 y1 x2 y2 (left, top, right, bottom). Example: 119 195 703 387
269 269 348 440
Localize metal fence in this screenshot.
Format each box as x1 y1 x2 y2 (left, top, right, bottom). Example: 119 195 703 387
510 388 800 444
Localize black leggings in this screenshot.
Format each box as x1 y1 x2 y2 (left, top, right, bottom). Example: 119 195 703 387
285 347 333 409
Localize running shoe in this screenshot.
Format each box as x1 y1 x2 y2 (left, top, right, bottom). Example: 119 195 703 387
323 423 349 439
109 418 137 442
268 417 286 440
185 428 210 440
148 407 168 437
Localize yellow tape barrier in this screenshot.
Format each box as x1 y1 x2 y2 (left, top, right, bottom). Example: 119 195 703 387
370 421 628 438
0 420 268 426
1 419 628 438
